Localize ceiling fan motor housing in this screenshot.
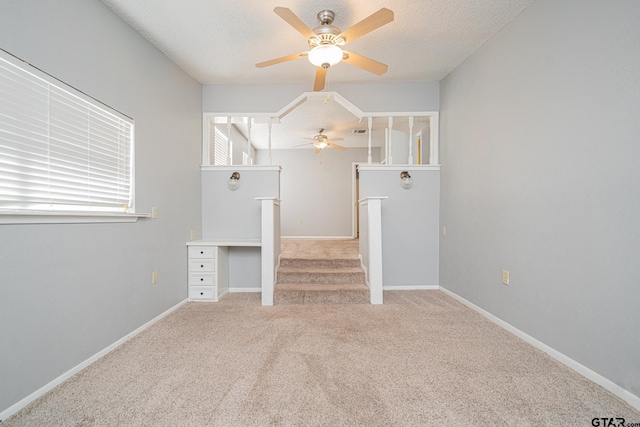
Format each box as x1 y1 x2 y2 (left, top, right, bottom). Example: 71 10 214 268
317 10 335 25
310 10 345 49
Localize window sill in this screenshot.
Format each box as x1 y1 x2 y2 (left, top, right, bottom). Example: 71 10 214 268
0 211 151 225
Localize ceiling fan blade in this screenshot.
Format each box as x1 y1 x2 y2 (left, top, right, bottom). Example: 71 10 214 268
256 52 308 68
313 66 327 91
342 51 388 75
338 8 394 44
328 142 347 151
327 137 344 142
292 142 313 148
274 7 316 40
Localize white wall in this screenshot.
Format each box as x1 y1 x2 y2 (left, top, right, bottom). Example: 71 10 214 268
0 0 202 414
439 0 640 401
256 148 380 237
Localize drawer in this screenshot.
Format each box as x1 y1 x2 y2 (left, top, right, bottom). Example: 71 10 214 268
189 273 214 286
189 259 215 272
189 246 216 259
189 286 216 300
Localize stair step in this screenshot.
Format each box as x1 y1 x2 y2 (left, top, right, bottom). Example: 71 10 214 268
274 283 369 305
279 257 361 269
277 267 365 284
276 239 368 305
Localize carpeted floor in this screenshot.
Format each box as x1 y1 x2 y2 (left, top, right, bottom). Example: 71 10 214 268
4 290 639 426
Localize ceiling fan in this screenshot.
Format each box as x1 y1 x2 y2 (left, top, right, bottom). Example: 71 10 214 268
294 129 347 153
256 7 394 91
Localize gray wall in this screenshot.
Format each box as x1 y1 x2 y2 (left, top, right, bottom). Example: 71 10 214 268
0 0 202 413
201 168 280 240
439 0 640 398
359 168 440 287
206 82 437 238
203 82 439 114
256 148 380 237
201 168 280 288
210 123 256 166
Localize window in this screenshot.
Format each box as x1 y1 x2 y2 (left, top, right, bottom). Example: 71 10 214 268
213 127 229 166
0 50 134 214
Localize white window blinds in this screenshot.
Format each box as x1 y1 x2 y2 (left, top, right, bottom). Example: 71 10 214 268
213 127 229 166
0 50 134 213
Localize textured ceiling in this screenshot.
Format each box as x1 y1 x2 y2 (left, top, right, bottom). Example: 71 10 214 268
100 0 534 85
99 0 534 149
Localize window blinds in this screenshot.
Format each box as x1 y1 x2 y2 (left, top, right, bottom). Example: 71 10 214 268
0 51 134 213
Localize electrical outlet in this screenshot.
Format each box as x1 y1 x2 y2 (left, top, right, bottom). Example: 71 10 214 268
442 226 446 236
502 270 509 286
190 230 195 240
152 271 158 284
151 207 158 219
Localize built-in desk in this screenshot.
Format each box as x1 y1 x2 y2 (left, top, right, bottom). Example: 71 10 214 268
186 240 261 302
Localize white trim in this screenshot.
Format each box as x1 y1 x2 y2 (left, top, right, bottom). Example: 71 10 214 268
358 196 389 203
187 239 261 247
358 164 441 171
0 299 188 421
384 285 439 290
280 236 355 240
439 287 640 412
0 211 150 225
200 165 281 172
351 162 359 239
229 287 262 293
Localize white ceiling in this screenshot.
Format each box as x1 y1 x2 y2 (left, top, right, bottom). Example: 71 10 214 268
100 0 534 150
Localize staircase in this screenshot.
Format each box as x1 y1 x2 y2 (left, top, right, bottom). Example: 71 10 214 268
274 239 370 305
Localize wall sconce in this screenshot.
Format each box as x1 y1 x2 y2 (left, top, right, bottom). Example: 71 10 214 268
400 171 413 189
228 172 240 191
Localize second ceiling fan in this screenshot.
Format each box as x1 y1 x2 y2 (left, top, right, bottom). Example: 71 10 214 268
256 7 394 91
294 129 346 153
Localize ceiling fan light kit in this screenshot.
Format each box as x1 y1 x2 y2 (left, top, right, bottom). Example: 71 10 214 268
308 44 343 68
256 7 394 91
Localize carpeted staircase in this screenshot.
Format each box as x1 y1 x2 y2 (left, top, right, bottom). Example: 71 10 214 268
274 240 370 304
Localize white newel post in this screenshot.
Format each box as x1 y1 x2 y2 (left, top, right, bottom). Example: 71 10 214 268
430 114 439 165
367 116 372 165
360 196 387 305
257 197 280 306
227 117 232 165
408 116 414 165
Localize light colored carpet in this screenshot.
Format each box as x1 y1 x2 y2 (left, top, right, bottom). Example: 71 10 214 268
275 238 369 304
5 291 639 426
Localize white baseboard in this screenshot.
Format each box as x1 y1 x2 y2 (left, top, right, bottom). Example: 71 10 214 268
383 285 439 291
0 299 188 422
280 236 354 240
229 287 261 293
439 286 640 412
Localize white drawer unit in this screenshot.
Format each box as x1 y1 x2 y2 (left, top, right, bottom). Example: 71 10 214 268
186 242 229 302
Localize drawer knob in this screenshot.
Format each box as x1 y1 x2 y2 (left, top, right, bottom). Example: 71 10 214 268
200 264 204 268
200 292 204 295
200 251 204 254
200 278 204 281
